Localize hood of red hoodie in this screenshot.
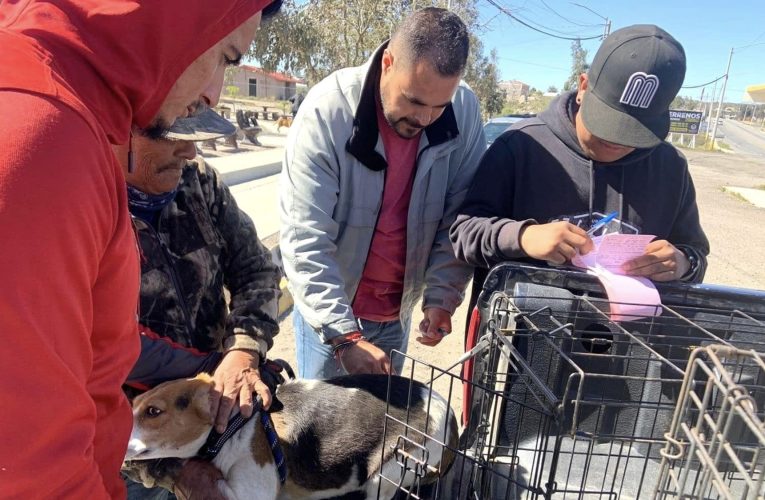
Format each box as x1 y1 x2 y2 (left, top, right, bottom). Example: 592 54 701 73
0 0 271 144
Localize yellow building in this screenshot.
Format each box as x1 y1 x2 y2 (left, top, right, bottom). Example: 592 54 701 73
746 83 765 103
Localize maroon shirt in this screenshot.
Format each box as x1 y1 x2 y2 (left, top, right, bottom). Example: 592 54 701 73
352 103 420 321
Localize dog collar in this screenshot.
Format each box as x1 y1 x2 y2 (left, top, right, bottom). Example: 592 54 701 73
198 410 287 485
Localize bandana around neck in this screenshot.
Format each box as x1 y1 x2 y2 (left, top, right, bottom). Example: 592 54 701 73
127 184 178 213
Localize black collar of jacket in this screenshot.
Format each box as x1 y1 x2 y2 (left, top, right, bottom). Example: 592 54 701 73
345 41 460 172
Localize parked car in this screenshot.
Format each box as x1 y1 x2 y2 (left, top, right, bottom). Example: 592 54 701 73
483 114 535 147
698 122 724 139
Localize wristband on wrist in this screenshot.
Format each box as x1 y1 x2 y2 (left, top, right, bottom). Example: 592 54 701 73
331 332 366 361
678 247 699 281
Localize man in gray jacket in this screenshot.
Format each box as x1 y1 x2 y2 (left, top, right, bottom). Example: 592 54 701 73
280 7 486 378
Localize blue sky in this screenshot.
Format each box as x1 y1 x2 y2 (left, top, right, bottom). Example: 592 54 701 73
478 0 765 103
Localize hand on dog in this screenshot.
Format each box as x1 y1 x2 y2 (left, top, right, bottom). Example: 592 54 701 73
211 350 272 434
622 239 690 281
416 307 452 347
173 459 226 500
336 337 393 375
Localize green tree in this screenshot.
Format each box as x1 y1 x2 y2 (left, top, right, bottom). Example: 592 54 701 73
670 95 700 110
465 45 504 119
502 88 552 115
251 0 503 116
547 85 558 93
562 39 589 92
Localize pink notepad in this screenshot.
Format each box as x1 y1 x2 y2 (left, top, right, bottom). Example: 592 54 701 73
571 233 657 273
572 234 662 322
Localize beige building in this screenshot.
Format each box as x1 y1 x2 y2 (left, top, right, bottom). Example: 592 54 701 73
227 65 302 100
499 80 530 102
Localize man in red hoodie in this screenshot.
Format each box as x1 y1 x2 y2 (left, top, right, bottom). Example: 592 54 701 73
0 1 277 498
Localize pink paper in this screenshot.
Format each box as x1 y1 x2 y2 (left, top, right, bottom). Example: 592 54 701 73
590 266 662 322
569 233 662 322
572 234 656 274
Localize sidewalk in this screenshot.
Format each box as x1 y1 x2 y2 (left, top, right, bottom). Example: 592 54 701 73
203 121 287 186
207 148 283 185
723 186 765 208
198 121 292 312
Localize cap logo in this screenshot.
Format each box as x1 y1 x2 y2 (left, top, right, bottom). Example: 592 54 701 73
619 72 660 109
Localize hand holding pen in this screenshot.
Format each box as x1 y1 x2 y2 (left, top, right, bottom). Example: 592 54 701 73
587 211 618 237
519 220 595 264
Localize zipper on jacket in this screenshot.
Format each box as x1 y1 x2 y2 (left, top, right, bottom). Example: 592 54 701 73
401 144 434 290
144 221 196 342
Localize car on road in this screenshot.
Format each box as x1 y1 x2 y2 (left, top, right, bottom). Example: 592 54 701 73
483 114 535 147
699 122 724 139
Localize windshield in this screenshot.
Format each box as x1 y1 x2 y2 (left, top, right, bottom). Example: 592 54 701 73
484 122 513 144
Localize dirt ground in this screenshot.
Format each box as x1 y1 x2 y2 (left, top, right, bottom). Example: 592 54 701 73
268 147 765 415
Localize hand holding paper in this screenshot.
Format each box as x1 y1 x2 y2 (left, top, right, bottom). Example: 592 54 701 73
571 233 656 273
570 233 663 322
622 239 690 281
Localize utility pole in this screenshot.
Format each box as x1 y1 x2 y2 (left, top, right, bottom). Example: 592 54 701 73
572 3 610 40
705 81 717 138
709 48 733 150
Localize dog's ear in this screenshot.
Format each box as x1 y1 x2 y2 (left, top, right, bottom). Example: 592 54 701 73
189 375 215 425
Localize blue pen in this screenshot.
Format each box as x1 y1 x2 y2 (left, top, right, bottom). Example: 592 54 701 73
587 211 618 236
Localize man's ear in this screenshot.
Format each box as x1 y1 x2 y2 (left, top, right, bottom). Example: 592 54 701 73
576 73 589 104
382 48 394 75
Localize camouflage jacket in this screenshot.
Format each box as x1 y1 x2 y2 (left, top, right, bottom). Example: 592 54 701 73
132 158 280 358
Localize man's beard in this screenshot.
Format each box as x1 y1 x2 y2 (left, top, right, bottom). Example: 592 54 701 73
380 88 422 139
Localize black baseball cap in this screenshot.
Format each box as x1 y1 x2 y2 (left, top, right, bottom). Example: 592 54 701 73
581 24 686 149
166 108 236 141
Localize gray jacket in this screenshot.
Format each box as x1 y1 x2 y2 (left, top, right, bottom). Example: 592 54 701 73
280 43 486 341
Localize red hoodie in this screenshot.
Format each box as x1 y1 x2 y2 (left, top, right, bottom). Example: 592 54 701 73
0 1 270 498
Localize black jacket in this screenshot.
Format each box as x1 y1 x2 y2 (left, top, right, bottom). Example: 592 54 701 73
126 159 281 388
450 91 709 299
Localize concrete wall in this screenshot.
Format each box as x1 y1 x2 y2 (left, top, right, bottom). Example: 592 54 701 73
228 68 297 100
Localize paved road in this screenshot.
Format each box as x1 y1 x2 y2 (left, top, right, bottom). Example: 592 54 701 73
718 119 765 158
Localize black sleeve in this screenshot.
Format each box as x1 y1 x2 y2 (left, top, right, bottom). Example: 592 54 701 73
449 134 536 269
126 327 222 389
669 156 709 282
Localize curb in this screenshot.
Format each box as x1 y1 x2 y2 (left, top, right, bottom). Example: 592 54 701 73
266 242 293 316
212 160 282 186
278 277 293 317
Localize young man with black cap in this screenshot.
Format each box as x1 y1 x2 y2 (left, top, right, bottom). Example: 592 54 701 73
451 24 709 305
116 109 281 500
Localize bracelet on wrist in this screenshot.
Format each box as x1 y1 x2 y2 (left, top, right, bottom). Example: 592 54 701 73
331 333 366 359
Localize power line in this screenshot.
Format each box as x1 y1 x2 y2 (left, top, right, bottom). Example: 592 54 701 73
495 55 568 71
513 10 600 37
539 0 602 28
681 75 726 89
484 0 603 40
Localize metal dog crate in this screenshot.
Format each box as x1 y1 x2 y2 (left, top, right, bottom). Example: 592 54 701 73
654 345 765 499
378 263 765 499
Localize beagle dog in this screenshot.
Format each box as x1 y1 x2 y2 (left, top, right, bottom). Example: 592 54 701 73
126 373 457 499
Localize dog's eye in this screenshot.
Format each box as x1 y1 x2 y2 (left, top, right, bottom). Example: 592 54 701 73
145 406 163 418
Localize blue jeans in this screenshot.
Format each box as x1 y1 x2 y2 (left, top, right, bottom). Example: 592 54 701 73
293 309 409 379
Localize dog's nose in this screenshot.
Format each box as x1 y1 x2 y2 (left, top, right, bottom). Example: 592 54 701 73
124 438 148 460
